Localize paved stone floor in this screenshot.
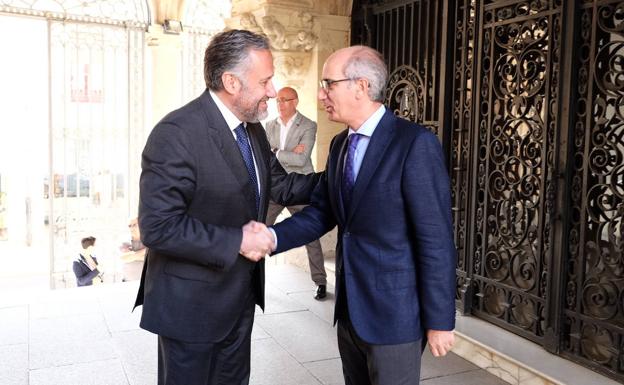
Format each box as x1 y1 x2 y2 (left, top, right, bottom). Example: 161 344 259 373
0 263 508 385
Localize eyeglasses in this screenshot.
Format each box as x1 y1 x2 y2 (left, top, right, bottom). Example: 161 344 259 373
319 78 353 91
276 97 296 104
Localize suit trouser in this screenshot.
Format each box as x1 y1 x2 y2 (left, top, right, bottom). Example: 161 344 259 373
157 291 256 385
337 315 423 385
266 201 327 285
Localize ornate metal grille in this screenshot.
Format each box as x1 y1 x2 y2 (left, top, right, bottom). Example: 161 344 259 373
0 0 148 287
449 0 478 312
562 1 624 379
352 0 447 135
470 0 562 344
353 0 624 381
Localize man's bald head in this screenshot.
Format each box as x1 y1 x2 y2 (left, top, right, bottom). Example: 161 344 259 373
325 45 388 102
276 87 299 121
278 87 298 100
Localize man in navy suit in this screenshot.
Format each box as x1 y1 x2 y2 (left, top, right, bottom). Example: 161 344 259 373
254 45 456 384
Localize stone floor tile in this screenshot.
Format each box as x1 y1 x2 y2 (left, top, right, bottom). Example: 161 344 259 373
288 288 336 324
111 330 157 385
29 358 129 385
303 358 345 385
99 293 142 333
0 344 28 385
421 351 480 379
256 282 308 315
250 338 322 385
30 313 110 345
29 290 101 320
0 306 28 346
251 322 271 340
266 268 319 293
265 262 307 275
29 338 118 369
256 310 340 363
420 368 509 385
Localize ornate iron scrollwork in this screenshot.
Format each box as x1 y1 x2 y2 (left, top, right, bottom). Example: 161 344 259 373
563 1 624 380
385 65 425 123
471 1 562 342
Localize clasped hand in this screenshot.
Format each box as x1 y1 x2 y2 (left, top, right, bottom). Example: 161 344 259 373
239 221 275 262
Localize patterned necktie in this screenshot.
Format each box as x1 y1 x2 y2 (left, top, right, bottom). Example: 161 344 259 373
342 133 362 206
234 123 260 214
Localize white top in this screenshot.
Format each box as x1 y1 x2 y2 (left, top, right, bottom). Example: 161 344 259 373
278 113 297 150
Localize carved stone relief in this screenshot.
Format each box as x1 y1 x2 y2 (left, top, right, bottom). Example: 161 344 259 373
238 11 318 52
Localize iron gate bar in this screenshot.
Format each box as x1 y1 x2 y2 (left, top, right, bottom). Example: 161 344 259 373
449 0 479 313
546 0 578 355
483 10 561 28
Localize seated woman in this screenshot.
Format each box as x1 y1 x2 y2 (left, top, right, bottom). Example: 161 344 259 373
73 236 103 286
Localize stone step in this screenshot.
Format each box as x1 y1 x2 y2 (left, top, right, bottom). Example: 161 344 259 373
453 315 621 385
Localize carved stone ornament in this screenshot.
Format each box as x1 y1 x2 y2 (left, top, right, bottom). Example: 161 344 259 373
273 53 311 78
240 12 263 33
237 11 318 52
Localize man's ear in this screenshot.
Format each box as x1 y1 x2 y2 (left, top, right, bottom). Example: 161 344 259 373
221 73 240 94
354 78 370 100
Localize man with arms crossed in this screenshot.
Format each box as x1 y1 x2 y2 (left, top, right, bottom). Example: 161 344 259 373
135 30 318 385
252 45 456 385
265 86 327 300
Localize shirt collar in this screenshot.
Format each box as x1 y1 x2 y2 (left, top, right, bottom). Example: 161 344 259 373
348 105 386 137
278 112 298 127
209 89 244 131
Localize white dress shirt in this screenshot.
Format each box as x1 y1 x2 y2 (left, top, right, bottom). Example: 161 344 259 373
278 113 297 150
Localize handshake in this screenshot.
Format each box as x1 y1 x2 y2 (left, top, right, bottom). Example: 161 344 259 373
239 221 276 262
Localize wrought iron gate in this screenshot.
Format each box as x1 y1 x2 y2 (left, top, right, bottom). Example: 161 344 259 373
352 0 624 381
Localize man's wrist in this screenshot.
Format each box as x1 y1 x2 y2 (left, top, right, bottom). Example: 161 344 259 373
268 227 278 252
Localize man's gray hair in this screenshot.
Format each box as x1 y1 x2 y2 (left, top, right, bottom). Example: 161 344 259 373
204 29 270 91
342 46 388 102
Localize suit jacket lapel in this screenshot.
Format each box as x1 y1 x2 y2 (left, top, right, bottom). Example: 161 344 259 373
284 113 302 150
333 132 349 224
267 120 279 149
247 122 269 220
199 91 257 218
346 111 395 224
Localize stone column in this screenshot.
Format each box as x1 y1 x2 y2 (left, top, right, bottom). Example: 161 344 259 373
145 27 184 128
145 0 185 128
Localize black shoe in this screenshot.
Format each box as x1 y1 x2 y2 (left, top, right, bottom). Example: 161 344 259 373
314 284 327 300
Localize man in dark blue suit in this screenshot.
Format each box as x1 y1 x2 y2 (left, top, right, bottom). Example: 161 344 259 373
135 30 318 385
258 45 456 384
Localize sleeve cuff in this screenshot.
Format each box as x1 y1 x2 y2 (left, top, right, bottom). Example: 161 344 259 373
268 227 278 253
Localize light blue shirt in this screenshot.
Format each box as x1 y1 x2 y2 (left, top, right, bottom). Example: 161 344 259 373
346 105 386 181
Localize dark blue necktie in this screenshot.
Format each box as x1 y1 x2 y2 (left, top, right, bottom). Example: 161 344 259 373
234 123 260 214
342 133 362 206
